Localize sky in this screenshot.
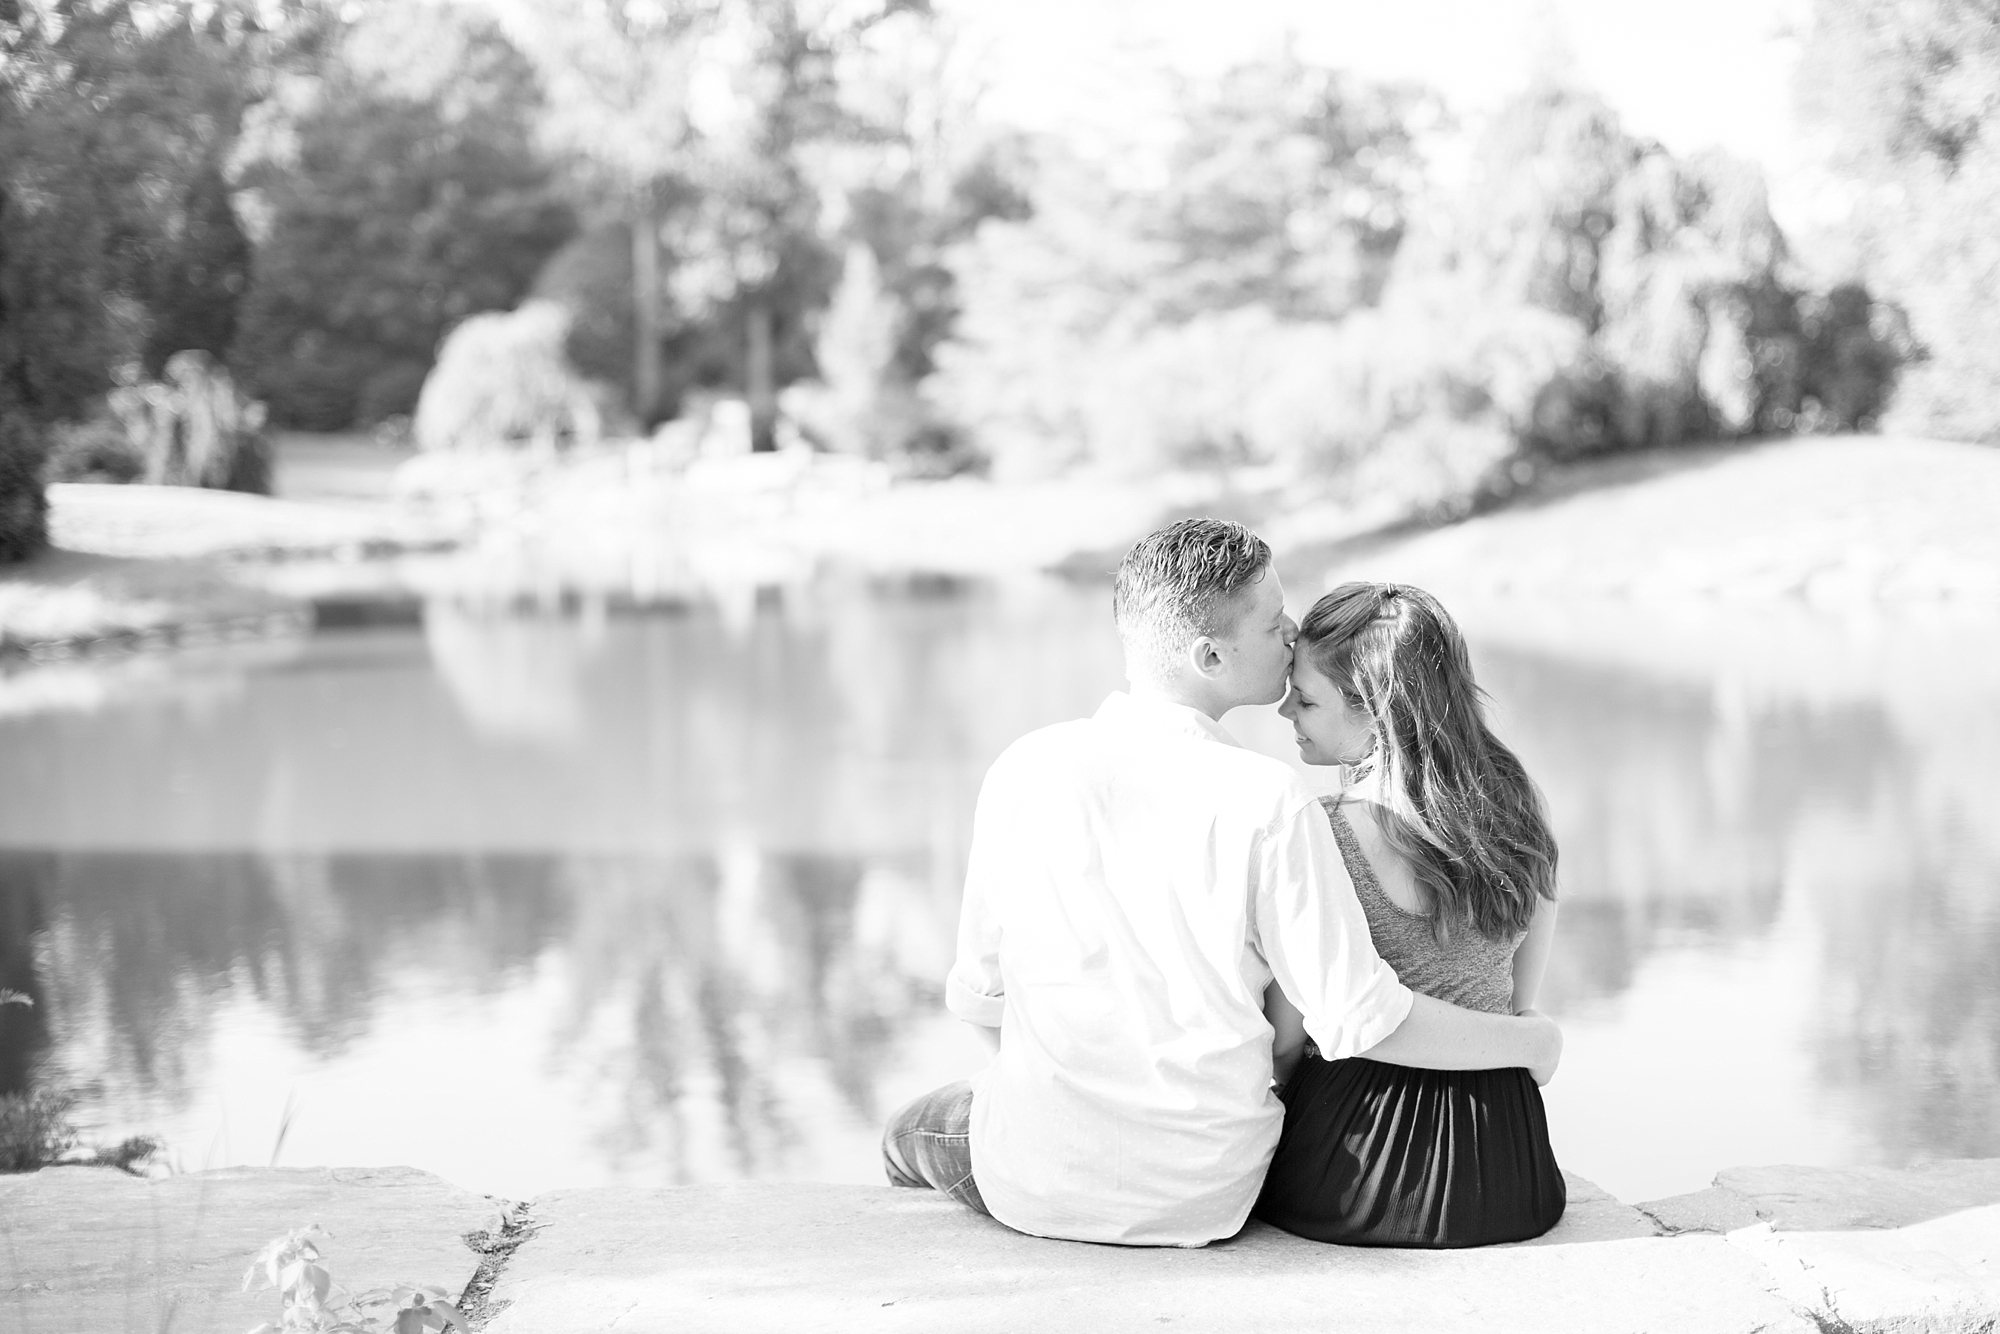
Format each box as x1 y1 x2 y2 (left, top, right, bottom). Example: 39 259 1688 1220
938 0 1838 233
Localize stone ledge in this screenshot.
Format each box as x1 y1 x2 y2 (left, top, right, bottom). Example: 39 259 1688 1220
2 1160 1995 1334
1641 1161 2000 1334
1732 1209 2000 1334
482 1175 1808 1334
0 1165 500 1334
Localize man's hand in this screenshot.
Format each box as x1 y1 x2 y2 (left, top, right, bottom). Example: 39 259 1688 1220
1517 1009 1562 1087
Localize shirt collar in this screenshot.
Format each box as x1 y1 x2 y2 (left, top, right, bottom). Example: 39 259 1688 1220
1094 690 1244 749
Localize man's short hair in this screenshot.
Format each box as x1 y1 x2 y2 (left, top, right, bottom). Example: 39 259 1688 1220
1113 518 1272 679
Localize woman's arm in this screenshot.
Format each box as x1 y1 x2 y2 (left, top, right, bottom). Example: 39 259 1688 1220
1510 897 1559 1015
1264 981 1308 1088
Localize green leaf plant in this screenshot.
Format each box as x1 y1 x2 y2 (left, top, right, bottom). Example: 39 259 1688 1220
244 1226 469 1334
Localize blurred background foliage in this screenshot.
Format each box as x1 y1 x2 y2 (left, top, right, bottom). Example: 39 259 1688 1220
1794 0 2000 443
229 4 577 431
0 0 1994 558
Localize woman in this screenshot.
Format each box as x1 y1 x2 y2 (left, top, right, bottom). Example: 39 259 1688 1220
1257 581 1566 1248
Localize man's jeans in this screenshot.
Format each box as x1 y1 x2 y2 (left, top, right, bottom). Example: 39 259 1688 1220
881 1080 989 1215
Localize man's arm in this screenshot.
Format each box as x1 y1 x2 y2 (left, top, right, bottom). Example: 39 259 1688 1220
1256 801 1414 1064
1361 994 1563 1086
1264 982 1307 1086
945 757 1011 1034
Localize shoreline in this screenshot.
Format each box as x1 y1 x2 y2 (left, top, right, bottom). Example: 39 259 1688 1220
4 434 1997 675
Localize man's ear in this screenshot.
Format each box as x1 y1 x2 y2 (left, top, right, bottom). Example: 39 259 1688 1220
1187 635 1226 680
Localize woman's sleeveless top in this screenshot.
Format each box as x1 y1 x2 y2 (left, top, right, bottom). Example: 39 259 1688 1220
1323 797 1519 1015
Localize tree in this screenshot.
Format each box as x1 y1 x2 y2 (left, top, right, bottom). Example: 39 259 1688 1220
1146 50 1436 322
1797 0 2000 439
1 9 111 559
500 0 713 426
7 1 328 375
1797 0 2000 174
931 50 1436 476
507 0 926 442
2 0 325 558
144 158 252 375
229 4 574 429
935 68 1903 500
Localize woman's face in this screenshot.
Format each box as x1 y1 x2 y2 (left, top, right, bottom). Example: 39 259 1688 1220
1278 653 1376 767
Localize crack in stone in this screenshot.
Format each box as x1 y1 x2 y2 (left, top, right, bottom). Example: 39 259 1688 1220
455 1200 543 1332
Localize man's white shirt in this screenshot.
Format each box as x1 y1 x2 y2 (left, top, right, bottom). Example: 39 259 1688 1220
946 690 1415 1246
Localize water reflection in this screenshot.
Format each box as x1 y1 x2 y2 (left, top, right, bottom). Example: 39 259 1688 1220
0 577 1995 1200
0 845 957 1190
0 868 50 1095
1479 649 1906 1007
425 602 605 743
1802 801 2000 1161
6 852 568 1107
1473 636 2000 1193
0 576 1123 856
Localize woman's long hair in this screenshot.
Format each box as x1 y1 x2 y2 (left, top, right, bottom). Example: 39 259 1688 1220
1297 582 1557 942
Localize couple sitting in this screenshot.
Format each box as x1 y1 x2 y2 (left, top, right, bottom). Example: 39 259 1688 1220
881 517 1566 1249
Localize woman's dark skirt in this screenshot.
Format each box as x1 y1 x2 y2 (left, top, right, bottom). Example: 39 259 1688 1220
1255 1055 1566 1248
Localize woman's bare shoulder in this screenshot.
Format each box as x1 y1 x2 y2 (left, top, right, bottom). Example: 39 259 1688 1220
1334 797 1430 913
1349 800 1430 870
1333 794 1388 832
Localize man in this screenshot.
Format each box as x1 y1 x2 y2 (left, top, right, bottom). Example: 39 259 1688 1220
882 518 1561 1246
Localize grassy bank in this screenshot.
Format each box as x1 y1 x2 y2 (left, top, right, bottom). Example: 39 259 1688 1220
0 545 307 661
1293 435 2000 739
4 433 1993 667
0 476 455 662
1309 435 2000 606
1312 434 2000 604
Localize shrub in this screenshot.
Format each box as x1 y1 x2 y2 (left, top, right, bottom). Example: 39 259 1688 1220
412 301 601 452
0 1088 77 1172
42 411 145 483
1524 356 1626 460
107 352 272 493
0 409 49 564
0 993 161 1174
1800 282 1910 430
0 1088 159 1175
243 1225 470 1334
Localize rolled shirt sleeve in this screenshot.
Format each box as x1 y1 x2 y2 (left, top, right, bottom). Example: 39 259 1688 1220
1256 799 1413 1059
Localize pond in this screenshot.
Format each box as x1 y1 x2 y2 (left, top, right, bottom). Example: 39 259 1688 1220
2 573 1996 1206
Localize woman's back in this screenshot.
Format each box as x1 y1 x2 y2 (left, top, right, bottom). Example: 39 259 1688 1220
1324 797 1518 1014
1254 797 1565 1248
